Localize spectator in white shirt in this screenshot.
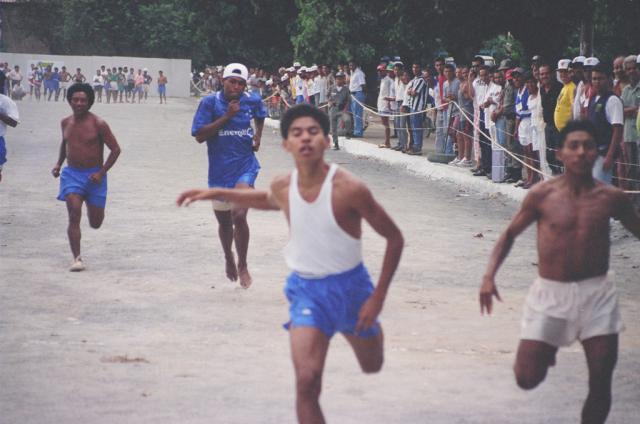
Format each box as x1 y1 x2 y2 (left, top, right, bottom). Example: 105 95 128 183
348 60 367 137
377 64 396 148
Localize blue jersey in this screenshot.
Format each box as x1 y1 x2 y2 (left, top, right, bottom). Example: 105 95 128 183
191 91 267 187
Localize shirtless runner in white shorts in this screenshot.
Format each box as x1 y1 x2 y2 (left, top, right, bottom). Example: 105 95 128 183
479 119 640 424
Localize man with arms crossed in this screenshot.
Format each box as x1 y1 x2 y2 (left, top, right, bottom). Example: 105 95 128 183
178 104 403 424
480 120 640 424
191 63 266 289
52 84 121 271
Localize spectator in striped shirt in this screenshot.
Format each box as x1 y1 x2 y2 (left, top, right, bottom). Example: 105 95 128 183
406 63 429 155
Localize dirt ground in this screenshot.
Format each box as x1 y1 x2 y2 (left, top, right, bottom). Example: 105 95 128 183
1 97 639 424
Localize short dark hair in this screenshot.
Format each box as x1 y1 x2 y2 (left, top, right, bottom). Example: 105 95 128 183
67 83 95 108
591 63 608 76
558 119 597 148
435 57 445 64
444 63 455 72
280 104 330 139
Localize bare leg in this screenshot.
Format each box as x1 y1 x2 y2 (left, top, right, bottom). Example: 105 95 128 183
290 327 330 424
86 203 105 229
342 325 384 373
232 182 252 288
382 117 390 147
213 209 238 282
231 206 251 288
513 339 558 390
581 335 618 424
65 194 84 259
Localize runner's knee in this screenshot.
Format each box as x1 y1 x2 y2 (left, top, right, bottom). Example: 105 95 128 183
513 362 546 390
360 354 383 374
231 208 247 225
296 368 322 398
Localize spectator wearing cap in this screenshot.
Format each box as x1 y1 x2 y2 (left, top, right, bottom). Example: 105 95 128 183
405 63 429 155
612 55 629 97
620 55 640 191
295 67 306 104
287 67 297 101
376 64 396 148
468 65 492 176
328 71 351 150
538 62 564 174
348 60 367 137
573 56 600 119
306 65 319 106
571 56 586 85
479 66 505 181
554 59 576 131
587 64 624 185
530 55 544 75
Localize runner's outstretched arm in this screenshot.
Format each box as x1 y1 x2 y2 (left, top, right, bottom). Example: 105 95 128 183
177 187 280 211
480 189 541 314
353 183 404 333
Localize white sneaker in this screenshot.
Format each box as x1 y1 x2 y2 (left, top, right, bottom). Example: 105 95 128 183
69 257 85 272
448 157 461 166
459 158 474 167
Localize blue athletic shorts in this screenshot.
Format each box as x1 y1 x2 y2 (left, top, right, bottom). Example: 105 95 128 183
208 168 259 189
158 85 166 95
284 263 381 338
0 136 6 166
57 166 108 208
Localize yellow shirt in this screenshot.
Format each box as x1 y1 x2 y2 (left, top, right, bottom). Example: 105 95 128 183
554 81 576 131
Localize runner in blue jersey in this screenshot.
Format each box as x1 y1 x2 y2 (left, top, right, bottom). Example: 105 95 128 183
191 63 266 288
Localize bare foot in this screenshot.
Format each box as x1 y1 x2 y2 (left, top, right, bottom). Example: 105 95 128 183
225 255 238 282
238 266 252 289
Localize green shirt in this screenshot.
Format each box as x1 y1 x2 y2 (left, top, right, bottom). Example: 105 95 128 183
621 82 640 142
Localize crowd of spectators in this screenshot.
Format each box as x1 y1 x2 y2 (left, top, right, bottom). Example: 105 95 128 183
202 53 640 192
1 62 169 104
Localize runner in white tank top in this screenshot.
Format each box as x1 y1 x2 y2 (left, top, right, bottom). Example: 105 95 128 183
284 163 362 278
177 104 404 423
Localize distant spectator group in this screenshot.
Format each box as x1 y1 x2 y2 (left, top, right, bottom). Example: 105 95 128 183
1 62 169 104
201 53 640 192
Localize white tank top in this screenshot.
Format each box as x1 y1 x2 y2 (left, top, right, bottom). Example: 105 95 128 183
283 164 363 278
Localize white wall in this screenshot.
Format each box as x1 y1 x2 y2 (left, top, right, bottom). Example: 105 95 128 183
1 53 192 98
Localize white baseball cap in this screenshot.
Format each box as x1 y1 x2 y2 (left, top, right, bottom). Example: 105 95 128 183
222 63 249 81
293 62 301 68
636 55 640 64
308 65 318 72
281 75 289 82
572 56 586 65
556 59 571 71
584 57 600 67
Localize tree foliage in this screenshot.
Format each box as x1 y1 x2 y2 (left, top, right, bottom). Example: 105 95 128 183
16 0 640 69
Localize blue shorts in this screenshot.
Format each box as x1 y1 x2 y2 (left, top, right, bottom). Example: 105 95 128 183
208 169 259 189
57 166 108 208
0 136 7 166
284 263 381 338
158 85 166 95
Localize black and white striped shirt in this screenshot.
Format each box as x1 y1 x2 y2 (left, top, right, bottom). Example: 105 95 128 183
406 77 428 112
